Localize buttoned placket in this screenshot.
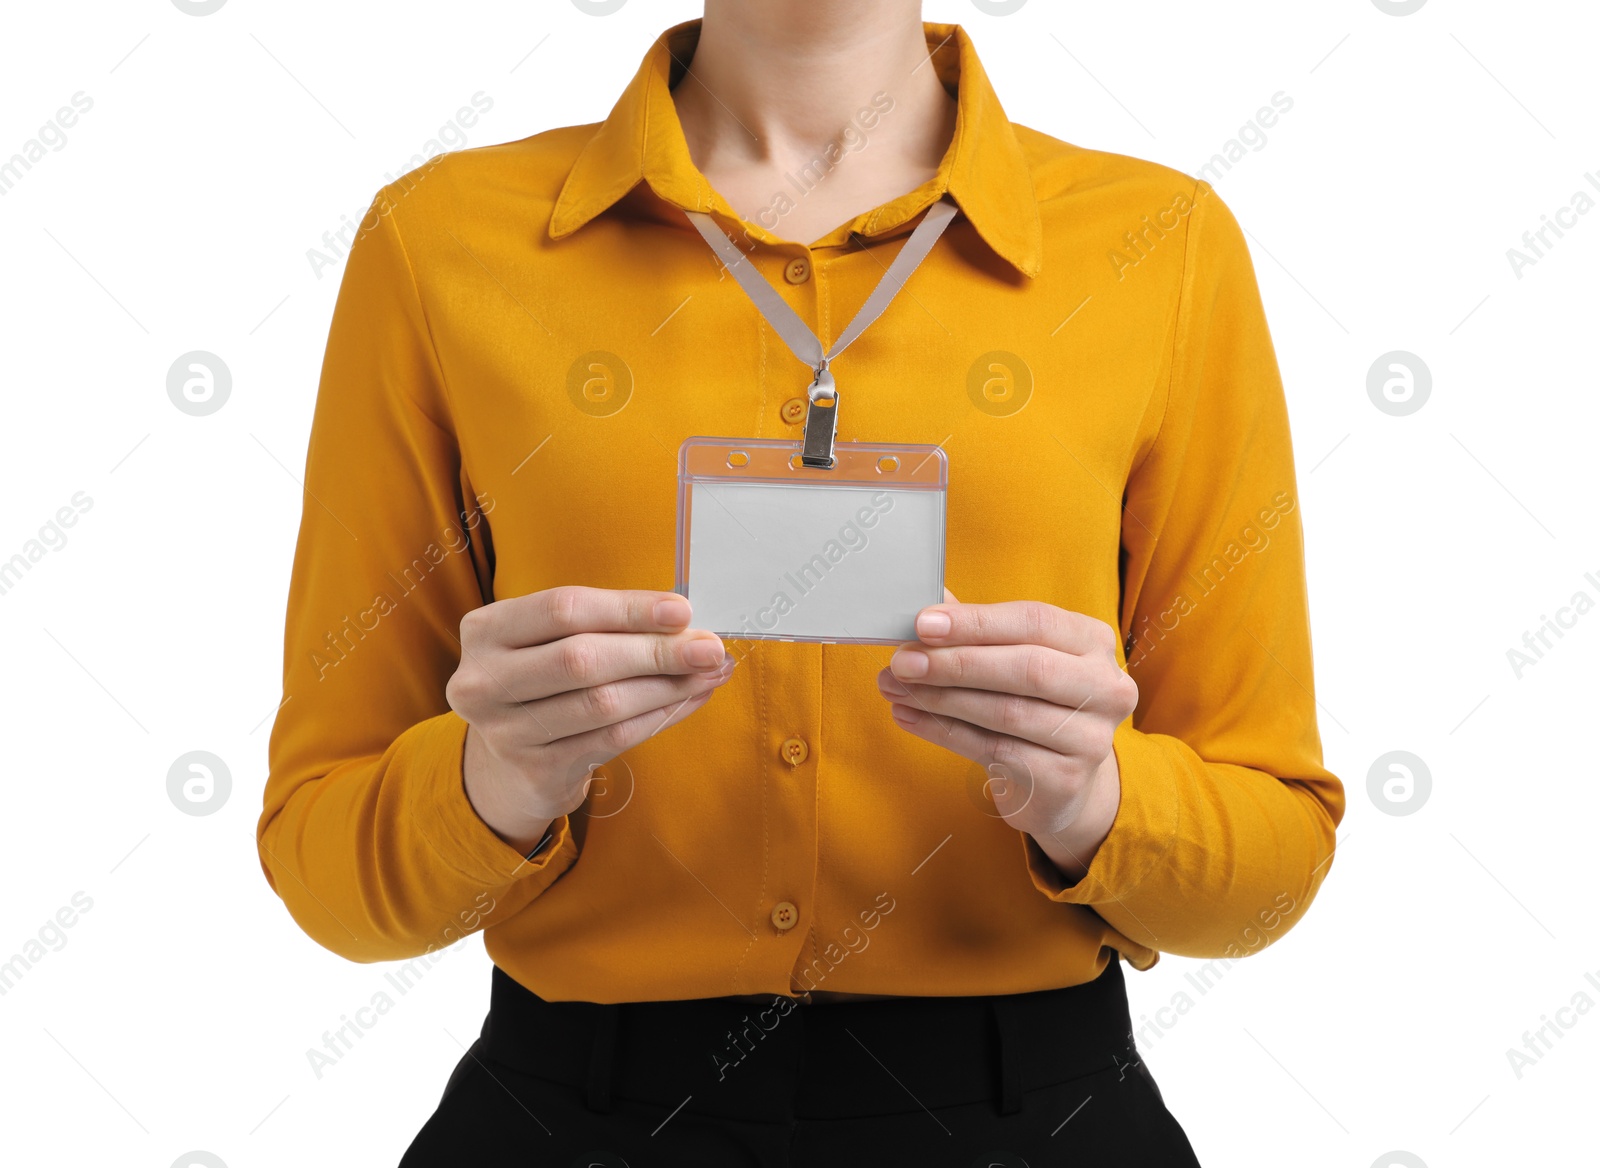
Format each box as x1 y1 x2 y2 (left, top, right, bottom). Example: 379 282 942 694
722 230 830 993
687 207 949 994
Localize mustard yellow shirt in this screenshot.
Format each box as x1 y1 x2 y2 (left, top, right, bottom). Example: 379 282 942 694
257 19 1345 1003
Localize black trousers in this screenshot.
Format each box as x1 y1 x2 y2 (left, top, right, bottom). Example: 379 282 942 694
399 956 1202 1167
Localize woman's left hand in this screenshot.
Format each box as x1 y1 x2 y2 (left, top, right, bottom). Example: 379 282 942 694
875 591 1137 882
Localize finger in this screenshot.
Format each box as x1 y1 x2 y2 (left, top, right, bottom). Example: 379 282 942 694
882 700 1062 812
521 661 737 743
492 629 729 703
547 684 721 772
884 642 1104 706
942 587 959 605
475 586 699 649
876 670 1108 754
911 600 1113 656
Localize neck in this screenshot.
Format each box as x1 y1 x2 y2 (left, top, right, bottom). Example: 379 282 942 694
673 1 952 173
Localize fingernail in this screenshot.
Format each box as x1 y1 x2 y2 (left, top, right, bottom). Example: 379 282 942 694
879 675 910 696
684 639 722 668
890 704 920 725
916 609 951 638
654 597 692 626
700 653 737 679
889 649 929 679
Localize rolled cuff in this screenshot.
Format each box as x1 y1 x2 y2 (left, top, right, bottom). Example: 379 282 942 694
1022 720 1180 912
410 711 579 890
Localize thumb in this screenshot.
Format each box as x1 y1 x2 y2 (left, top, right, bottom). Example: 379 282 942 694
942 587 959 605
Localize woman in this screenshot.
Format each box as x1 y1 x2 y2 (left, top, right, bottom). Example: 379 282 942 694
257 2 1344 1163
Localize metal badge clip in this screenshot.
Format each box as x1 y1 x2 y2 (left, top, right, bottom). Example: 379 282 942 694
799 367 839 469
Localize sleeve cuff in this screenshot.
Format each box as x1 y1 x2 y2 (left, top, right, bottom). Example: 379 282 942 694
408 711 580 889
1022 720 1181 908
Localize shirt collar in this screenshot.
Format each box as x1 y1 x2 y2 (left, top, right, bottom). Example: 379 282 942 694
548 19 1043 278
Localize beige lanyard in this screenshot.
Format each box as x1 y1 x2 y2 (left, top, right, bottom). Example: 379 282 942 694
683 196 960 468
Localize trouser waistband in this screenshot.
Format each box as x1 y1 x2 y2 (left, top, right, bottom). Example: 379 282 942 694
480 956 1136 1123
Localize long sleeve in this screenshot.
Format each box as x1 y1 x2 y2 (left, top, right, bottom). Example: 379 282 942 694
256 184 577 964
1024 179 1345 961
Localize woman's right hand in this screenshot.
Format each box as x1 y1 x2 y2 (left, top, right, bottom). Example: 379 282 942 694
447 586 735 855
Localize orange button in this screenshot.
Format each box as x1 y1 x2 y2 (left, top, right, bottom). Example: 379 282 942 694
784 256 811 284
780 397 806 424
780 736 808 765
771 901 799 930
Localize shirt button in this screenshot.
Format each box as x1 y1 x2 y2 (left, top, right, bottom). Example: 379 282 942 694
780 736 809 766
784 256 811 284
771 901 799 930
780 397 807 425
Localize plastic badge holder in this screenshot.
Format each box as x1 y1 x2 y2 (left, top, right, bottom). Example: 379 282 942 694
675 437 947 644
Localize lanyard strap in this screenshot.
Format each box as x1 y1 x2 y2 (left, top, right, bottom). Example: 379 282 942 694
684 196 960 467
684 195 959 374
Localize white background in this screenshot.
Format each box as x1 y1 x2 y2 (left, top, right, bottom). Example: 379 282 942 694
1 1 1595 1165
